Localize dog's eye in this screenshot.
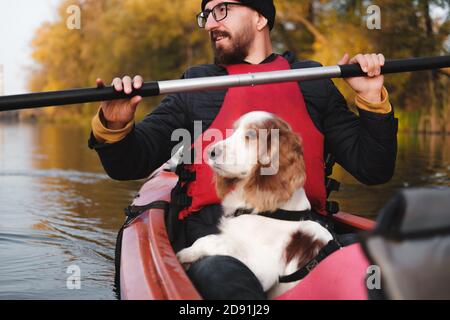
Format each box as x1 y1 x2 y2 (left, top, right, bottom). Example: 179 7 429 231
245 130 257 140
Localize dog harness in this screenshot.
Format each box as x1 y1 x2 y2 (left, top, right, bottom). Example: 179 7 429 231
278 239 342 283
234 207 342 283
174 56 327 219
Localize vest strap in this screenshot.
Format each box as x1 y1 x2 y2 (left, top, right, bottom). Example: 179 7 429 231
173 192 192 207
171 165 195 211
176 165 196 182
326 201 340 215
324 153 336 177
325 178 341 197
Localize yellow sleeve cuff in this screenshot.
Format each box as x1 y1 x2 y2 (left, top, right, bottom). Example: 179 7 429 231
355 86 392 114
91 108 134 144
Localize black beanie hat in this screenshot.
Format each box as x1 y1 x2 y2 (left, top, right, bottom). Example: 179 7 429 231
201 0 276 31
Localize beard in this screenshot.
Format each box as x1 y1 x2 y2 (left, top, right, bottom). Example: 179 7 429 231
211 24 254 65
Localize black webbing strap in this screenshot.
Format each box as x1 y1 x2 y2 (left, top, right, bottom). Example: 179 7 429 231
114 200 169 299
123 200 169 227
326 201 340 215
172 193 193 207
324 154 335 176
234 208 314 222
176 165 196 182
324 153 341 216
278 239 342 283
326 177 341 198
171 164 194 208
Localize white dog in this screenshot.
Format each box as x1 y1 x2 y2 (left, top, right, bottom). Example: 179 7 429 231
177 111 333 298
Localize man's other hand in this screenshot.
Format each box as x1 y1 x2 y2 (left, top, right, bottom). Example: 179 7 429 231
339 53 385 103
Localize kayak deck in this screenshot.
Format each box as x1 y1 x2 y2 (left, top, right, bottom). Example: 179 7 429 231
120 170 375 300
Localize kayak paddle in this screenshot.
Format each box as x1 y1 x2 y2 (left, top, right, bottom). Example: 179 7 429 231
0 55 449 112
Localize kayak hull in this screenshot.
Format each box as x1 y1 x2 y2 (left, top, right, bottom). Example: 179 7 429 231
275 244 370 300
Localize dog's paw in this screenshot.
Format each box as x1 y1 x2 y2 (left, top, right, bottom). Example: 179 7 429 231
176 248 202 270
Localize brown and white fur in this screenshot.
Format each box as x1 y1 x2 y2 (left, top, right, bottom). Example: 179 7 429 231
177 111 333 298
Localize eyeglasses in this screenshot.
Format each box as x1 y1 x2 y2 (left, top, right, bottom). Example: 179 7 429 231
196 2 249 28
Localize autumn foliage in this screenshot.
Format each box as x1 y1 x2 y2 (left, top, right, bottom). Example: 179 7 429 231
27 0 449 132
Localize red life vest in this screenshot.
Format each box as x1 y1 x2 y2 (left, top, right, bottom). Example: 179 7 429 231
178 56 327 219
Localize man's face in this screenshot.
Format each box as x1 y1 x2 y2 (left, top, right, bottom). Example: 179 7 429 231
203 0 257 64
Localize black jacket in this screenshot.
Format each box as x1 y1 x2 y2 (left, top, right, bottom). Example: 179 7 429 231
88 52 398 185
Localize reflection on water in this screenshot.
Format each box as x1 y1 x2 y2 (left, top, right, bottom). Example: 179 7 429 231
0 122 142 299
0 122 449 299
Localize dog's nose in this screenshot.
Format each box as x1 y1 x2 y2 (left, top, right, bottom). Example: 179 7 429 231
208 146 221 160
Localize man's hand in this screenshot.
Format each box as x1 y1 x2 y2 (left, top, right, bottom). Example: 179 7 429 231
96 75 143 130
339 53 385 103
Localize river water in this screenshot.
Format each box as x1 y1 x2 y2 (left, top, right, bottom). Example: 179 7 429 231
0 122 449 299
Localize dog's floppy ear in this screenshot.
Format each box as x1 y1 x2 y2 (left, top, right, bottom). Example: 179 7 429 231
243 117 306 212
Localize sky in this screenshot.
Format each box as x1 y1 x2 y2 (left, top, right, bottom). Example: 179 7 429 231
0 0 61 95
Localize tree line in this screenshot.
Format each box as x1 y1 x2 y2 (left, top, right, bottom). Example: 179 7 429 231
22 0 450 132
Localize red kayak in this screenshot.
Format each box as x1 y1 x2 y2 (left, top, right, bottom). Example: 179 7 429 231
119 169 375 300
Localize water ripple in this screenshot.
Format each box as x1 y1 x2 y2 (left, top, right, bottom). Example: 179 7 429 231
0 169 109 183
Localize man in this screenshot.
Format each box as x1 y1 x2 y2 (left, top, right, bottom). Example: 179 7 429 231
89 0 397 299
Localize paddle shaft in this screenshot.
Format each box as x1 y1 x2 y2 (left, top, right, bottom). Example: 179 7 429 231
0 56 449 112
